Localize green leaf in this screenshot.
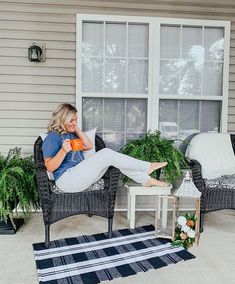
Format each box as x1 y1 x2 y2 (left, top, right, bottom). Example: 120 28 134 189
184 212 192 220
192 214 197 221
172 240 182 246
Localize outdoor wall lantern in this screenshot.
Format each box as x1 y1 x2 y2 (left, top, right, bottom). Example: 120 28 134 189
28 42 46 62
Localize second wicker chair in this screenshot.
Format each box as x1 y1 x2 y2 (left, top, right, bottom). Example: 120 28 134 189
188 133 235 232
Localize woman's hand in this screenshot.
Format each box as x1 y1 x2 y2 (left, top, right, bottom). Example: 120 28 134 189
62 139 72 153
74 126 93 150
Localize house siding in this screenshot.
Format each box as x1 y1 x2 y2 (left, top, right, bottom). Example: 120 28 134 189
0 0 234 210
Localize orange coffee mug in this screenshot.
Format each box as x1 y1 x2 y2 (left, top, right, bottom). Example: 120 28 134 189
70 139 84 151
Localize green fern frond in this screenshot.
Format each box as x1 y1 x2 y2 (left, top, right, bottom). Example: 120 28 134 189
0 147 39 226
120 130 189 183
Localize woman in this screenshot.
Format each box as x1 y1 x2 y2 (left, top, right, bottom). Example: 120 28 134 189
42 103 168 193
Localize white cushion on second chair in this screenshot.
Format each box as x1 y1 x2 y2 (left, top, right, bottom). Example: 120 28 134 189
186 133 235 179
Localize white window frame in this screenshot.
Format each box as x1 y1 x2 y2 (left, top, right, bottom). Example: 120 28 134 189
76 14 230 133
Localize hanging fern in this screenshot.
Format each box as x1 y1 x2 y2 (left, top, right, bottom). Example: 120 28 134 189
0 147 40 227
120 130 189 184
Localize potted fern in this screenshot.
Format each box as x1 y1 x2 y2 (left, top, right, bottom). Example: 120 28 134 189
0 147 40 234
120 130 189 184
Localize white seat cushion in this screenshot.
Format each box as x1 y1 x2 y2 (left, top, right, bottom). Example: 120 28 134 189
186 133 235 179
204 174 235 190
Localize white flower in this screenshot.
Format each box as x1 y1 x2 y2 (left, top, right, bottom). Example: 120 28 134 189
177 216 187 227
187 229 196 238
181 225 190 233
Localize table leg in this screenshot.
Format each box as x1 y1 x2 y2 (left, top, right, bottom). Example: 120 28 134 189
161 196 168 228
172 197 177 241
127 190 130 220
157 197 161 219
195 199 200 246
155 196 159 237
129 194 136 229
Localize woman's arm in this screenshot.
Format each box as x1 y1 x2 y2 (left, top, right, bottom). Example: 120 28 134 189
75 126 93 150
44 139 71 172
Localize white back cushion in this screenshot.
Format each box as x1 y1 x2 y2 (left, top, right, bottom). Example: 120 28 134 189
83 128 97 159
186 133 235 179
40 133 55 180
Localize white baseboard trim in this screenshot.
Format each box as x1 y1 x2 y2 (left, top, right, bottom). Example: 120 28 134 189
15 208 195 213
114 208 195 212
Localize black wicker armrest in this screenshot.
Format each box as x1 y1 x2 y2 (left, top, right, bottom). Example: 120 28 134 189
104 166 121 214
108 166 121 190
189 159 205 194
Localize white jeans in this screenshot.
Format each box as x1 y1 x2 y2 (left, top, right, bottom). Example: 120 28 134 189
56 148 151 193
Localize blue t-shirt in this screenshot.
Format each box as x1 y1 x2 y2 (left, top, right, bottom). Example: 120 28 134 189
42 131 85 181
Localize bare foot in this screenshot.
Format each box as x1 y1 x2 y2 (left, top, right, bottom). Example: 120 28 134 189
144 177 168 187
148 162 168 175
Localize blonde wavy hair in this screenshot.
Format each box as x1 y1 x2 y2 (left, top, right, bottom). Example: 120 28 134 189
47 103 77 134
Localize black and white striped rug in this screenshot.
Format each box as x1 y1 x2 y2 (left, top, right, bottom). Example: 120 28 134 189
33 225 195 284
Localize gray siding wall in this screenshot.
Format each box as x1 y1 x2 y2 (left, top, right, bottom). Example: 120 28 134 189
0 0 235 210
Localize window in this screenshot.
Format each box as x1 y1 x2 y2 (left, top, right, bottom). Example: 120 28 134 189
77 15 230 150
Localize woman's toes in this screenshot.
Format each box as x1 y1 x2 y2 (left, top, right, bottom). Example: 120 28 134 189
144 177 168 187
158 162 168 169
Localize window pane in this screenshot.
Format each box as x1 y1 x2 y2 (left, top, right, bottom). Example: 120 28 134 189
128 24 149 58
104 99 125 131
103 132 125 151
105 23 126 57
203 62 223 96
126 99 147 132
82 21 149 94
126 133 144 143
200 101 221 132
160 26 224 97
180 61 202 96
179 101 199 130
82 98 147 150
160 60 180 95
159 99 220 142
204 27 224 61
82 58 103 92
182 26 202 59
160 25 180 58
159 100 178 124
128 59 148 93
82 22 103 56
105 59 126 93
82 98 103 131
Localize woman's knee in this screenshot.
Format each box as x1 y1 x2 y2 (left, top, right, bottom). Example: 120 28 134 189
98 148 115 163
99 148 113 155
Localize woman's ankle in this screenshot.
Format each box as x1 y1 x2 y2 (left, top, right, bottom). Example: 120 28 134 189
148 162 168 175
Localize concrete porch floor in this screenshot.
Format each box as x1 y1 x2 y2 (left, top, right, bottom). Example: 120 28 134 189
0 210 234 284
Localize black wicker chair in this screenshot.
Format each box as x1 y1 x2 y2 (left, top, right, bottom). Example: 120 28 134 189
189 134 235 232
34 134 121 248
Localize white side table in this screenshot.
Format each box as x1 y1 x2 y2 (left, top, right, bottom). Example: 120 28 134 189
124 183 172 229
